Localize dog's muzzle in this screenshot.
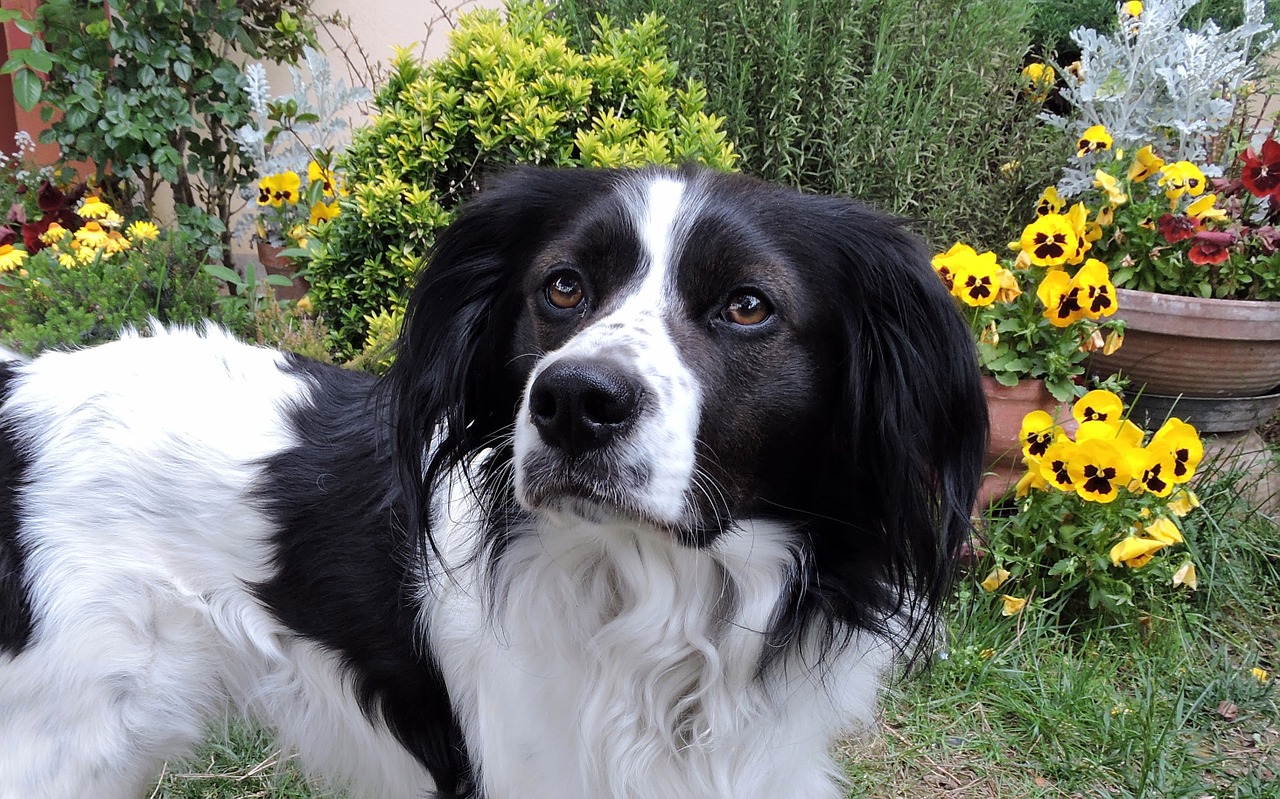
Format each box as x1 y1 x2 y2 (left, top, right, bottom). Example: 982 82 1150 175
528 359 643 456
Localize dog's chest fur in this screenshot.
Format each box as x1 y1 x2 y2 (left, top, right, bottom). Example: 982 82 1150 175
427 506 889 799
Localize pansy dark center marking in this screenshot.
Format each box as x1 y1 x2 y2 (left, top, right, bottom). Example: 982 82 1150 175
1026 432 1052 458
1033 232 1068 260
1050 459 1071 486
1055 287 1083 320
1081 407 1108 422
1173 448 1191 477
1142 464 1168 494
964 275 993 301
1083 464 1117 495
1088 285 1113 314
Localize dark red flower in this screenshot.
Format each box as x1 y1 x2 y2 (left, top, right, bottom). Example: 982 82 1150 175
1241 138 1280 200
1188 230 1235 265
0 227 17 248
1157 213 1198 243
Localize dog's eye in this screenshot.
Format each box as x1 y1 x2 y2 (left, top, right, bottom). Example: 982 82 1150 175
721 290 772 326
545 269 585 310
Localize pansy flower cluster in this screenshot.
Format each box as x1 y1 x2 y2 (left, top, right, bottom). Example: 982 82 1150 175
981 389 1204 614
932 203 1123 401
1064 123 1280 301
254 159 345 246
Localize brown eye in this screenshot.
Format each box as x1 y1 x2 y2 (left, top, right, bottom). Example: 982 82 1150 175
721 290 772 326
545 269 584 310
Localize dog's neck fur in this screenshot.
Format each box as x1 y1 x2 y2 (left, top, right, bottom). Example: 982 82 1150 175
427 500 890 799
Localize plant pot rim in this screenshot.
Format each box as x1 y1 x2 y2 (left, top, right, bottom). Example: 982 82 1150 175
1113 287 1280 339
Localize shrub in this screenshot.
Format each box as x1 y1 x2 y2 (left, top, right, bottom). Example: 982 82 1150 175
305 0 738 355
0 226 220 355
555 0 1061 250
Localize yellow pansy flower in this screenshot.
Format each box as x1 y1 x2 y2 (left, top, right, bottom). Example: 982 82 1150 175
1076 124 1113 158
1172 561 1197 590
308 160 339 195
1186 193 1227 222
1037 269 1085 327
258 172 302 206
1064 202 1092 264
1128 145 1164 182
1094 170 1127 206
1073 259 1117 319
1035 185 1065 217
1021 62 1056 103
1127 445 1178 496
1074 389 1124 425
1150 418 1203 484
1142 517 1183 546
0 244 28 272
1040 438 1078 491
1001 595 1028 616
1020 410 1060 460
1021 214 1079 267
1123 1 1143 18
1016 463 1049 496
1167 488 1200 517
995 268 1021 303
1110 535 1166 568
951 249 1003 307
931 242 977 291
1068 438 1132 503
1158 161 1207 201
309 201 340 226
980 567 1011 592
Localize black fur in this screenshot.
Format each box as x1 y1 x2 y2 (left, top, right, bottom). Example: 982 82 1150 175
253 356 474 797
387 165 986 666
0 361 34 655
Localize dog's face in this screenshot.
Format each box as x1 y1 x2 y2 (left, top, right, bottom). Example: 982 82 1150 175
508 174 830 542
393 166 985 625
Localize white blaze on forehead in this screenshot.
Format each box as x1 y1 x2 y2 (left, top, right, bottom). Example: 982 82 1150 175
514 172 707 528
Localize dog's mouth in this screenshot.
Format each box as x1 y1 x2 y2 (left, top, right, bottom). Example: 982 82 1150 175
515 448 684 529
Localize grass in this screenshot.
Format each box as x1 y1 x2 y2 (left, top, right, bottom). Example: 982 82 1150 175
155 459 1279 799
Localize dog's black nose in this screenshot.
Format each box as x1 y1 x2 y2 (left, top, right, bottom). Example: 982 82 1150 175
529 360 642 456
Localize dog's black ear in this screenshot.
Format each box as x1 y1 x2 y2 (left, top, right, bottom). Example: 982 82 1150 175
781 195 987 657
384 167 612 546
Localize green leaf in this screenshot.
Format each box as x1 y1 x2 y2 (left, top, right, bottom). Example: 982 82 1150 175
172 60 191 82
11 68 42 111
202 263 243 286
264 274 294 287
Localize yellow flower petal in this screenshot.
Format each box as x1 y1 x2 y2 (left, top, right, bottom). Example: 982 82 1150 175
1172 561 1197 590
1110 536 1166 567
980 567 1011 593
1001 595 1027 616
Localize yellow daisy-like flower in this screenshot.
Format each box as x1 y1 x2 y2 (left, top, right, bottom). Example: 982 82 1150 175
1150 418 1203 484
1069 438 1132 503
1076 124 1113 158
1035 186 1065 217
1110 535 1166 568
1172 561 1197 590
1093 170 1128 206
126 220 160 242
1001 595 1027 616
74 221 110 249
58 251 77 269
103 231 131 255
1158 161 1207 201
39 222 69 246
309 200 340 226
0 244 28 272
1020 410 1060 460
1128 145 1164 182
78 195 114 219
1020 214 1079 267
980 567 1011 593
1074 389 1124 426
258 172 302 206
950 249 1003 307
1040 438 1078 491
100 209 125 229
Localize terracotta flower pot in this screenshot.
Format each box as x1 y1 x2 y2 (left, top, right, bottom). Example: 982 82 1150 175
978 376 1074 508
256 240 309 302
1091 287 1280 398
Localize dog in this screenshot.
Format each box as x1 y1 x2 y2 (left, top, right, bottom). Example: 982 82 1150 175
0 165 986 799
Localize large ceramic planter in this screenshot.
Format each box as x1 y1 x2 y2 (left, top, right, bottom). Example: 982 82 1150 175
1091 287 1280 397
256 240 309 302
978 376 1073 508
1090 287 1280 433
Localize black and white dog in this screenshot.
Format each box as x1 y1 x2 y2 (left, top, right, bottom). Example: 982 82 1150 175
0 166 985 799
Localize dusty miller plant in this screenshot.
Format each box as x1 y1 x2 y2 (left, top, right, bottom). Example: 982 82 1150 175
1049 0 1279 194
232 47 371 243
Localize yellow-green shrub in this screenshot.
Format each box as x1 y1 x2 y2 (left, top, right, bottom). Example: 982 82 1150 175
307 0 737 355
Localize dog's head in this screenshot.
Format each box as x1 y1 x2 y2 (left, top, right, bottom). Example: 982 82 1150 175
389 166 986 646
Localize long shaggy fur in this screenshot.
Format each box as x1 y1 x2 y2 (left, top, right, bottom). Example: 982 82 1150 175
0 165 986 799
